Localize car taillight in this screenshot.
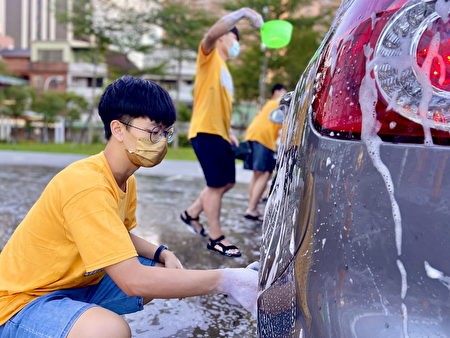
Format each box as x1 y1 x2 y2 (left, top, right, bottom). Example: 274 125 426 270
416 20 450 93
313 0 450 145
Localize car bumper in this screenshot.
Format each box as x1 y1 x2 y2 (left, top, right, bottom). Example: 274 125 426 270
258 112 450 337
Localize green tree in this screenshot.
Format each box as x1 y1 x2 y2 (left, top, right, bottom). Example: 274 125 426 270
57 0 158 143
61 92 89 142
0 86 34 142
32 92 66 143
155 2 213 106
269 15 323 89
57 0 108 143
225 0 335 105
0 86 33 118
0 59 12 76
154 1 214 146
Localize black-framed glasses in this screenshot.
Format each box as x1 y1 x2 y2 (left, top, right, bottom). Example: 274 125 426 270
120 121 175 144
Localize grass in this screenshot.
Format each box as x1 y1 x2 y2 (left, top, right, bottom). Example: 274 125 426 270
0 142 197 161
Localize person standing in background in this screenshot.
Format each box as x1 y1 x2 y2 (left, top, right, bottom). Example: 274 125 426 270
180 8 264 258
243 83 287 222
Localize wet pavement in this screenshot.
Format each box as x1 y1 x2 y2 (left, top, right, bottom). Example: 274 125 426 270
0 151 261 337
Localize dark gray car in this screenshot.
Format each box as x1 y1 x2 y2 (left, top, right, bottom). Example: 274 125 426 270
258 0 450 337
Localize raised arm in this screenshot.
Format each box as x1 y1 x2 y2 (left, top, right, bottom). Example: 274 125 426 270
202 7 263 54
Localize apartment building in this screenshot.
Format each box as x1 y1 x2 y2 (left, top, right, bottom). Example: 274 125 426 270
0 0 107 105
0 0 70 49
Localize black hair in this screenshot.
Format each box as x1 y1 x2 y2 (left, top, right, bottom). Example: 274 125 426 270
98 75 176 140
271 83 286 95
230 26 240 41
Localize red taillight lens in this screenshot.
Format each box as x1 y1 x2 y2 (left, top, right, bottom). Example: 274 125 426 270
313 0 450 144
416 19 450 93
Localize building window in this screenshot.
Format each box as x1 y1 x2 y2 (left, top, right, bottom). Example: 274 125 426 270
87 77 103 88
160 80 177 92
37 49 63 62
71 77 88 88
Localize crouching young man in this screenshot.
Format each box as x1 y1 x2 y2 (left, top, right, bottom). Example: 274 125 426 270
0 76 257 338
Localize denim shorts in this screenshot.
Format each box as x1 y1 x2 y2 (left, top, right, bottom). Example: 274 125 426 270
190 133 236 187
244 141 276 172
0 256 155 338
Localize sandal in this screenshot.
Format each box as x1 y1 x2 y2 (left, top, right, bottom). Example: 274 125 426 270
207 235 241 258
180 210 208 237
244 213 264 222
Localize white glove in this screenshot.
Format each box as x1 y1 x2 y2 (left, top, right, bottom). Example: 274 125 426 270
217 265 259 316
223 8 264 29
240 8 264 28
246 261 260 271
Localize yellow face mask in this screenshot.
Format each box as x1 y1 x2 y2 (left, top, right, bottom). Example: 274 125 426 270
126 137 168 167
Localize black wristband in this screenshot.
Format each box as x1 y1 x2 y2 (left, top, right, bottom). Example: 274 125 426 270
154 245 168 263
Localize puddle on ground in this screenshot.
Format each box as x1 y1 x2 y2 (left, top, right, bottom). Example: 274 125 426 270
0 165 262 337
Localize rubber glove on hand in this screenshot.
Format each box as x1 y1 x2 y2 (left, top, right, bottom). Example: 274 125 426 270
217 266 259 316
240 7 264 28
224 8 264 30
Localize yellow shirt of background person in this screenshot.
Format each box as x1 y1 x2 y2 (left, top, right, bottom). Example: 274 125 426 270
245 98 282 151
188 44 234 142
0 152 138 325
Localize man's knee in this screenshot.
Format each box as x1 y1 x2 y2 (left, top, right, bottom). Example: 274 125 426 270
224 182 235 191
68 306 131 338
203 184 231 195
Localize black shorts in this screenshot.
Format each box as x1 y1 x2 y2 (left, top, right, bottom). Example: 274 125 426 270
190 133 236 187
244 141 276 172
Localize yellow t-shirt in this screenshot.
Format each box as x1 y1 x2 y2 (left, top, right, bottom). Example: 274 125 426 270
0 152 138 325
245 98 282 151
188 44 234 142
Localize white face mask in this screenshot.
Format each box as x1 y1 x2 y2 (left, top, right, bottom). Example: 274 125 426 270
228 40 240 58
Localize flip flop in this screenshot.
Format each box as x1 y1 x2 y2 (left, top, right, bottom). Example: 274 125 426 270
207 235 241 258
244 213 264 222
180 210 208 237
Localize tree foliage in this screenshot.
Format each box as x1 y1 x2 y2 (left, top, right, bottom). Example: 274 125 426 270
224 0 336 102
0 86 34 118
269 15 322 89
61 92 89 123
153 1 216 134
155 1 215 55
0 59 12 76
32 92 66 123
57 0 157 55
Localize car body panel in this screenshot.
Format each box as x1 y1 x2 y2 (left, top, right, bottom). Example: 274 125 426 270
259 112 450 337
257 0 450 336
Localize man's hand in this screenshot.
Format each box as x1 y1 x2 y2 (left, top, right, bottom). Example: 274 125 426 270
238 7 264 28
160 250 183 269
230 133 239 146
217 267 258 316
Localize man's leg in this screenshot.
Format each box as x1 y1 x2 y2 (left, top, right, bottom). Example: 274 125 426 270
68 307 131 338
68 256 163 337
247 172 256 203
202 183 239 255
0 292 129 338
246 170 271 216
245 141 275 218
184 194 204 233
201 183 233 240
186 133 236 239
2 257 157 338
